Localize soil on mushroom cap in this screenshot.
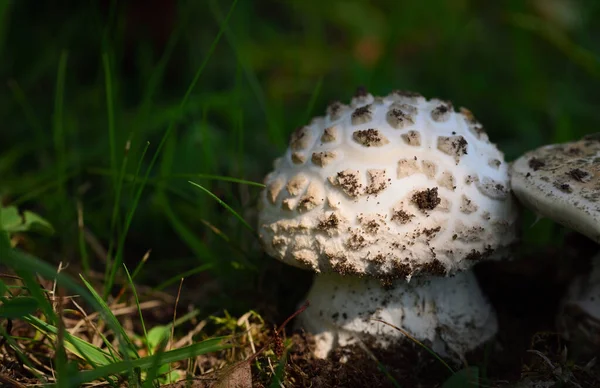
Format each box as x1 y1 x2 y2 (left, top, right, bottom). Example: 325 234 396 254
411 187 441 211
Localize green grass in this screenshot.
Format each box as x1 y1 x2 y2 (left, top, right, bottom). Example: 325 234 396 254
1 0 600 386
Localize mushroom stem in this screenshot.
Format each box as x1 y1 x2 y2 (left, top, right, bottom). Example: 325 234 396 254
558 251 600 358
296 269 498 361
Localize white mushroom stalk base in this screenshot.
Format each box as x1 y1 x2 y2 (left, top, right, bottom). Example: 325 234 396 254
296 269 498 361
558 251 600 356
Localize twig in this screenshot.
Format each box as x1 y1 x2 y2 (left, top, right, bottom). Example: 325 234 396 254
0 373 27 388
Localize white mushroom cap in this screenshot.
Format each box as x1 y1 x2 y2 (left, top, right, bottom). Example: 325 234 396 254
558 251 600 356
297 269 498 360
258 90 518 282
510 135 600 243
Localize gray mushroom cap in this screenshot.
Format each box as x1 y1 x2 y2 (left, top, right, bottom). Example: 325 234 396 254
510 134 600 243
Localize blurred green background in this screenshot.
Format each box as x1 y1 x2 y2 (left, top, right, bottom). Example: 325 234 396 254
1 0 599 316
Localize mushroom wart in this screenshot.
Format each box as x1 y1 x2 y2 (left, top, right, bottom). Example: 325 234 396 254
258 89 519 360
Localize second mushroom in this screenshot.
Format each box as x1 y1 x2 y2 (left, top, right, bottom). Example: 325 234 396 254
258 89 519 361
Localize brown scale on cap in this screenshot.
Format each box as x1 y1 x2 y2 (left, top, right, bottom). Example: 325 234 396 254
366 169 389 195
460 107 487 139
327 101 347 121
476 177 508 200
386 105 415 129
281 198 297 211
267 178 284 204
361 219 381 235
397 158 420 179
297 182 324 212
388 90 424 104
438 171 456 191
326 193 343 210
292 249 319 270
286 174 308 196
391 208 414 224
437 135 468 164
418 259 447 276
411 187 441 211
317 213 342 233
321 126 338 142
271 235 287 249
368 253 387 265
464 246 494 261
330 259 361 276
329 169 364 198
353 129 390 147
346 231 368 250
460 195 478 214
431 101 453 122
291 152 306 164
391 102 418 116
312 151 337 167
378 268 409 287
351 104 373 125
465 175 479 185
454 222 485 243
421 160 437 179
290 126 312 150
422 226 442 238
401 130 421 146
436 197 452 213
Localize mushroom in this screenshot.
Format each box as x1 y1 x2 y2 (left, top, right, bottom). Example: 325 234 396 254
510 134 600 357
258 89 519 360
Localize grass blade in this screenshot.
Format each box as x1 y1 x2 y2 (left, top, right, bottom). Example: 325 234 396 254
7 79 46 153
208 0 283 147
88 168 266 187
68 337 231 385
508 13 600 79
25 315 114 366
103 0 239 297
123 265 150 356
79 274 138 359
154 264 212 291
303 76 324 125
102 52 117 194
188 181 255 235
371 318 455 375
53 50 69 200
104 141 149 298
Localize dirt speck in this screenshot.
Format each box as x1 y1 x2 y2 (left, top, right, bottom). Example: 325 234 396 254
353 129 389 147
567 168 590 183
351 105 373 125
411 188 441 211
418 259 446 275
318 214 340 232
391 209 414 224
528 157 545 171
554 181 573 193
